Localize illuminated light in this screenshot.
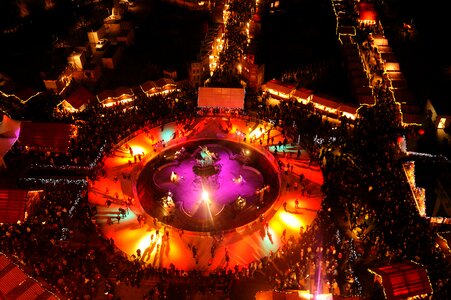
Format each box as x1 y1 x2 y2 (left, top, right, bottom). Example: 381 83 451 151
438 117 447 129
128 145 146 157
161 127 175 142
278 211 302 229
136 234 154 254
418 129 425 136
0 90 44 104
201 190 210 202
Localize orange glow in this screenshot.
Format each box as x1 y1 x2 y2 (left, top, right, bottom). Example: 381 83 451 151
278 211 302 229
89 118 324 271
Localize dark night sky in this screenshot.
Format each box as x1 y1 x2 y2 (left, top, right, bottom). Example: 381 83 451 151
381 0 451 112
1 0 451 112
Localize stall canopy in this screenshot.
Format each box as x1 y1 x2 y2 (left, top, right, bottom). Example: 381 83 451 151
97 87 134 107
0 190 28 223
198 87 245 109
369 261 432 300
265 80 295 97
0 254 59 300
18 122 73 152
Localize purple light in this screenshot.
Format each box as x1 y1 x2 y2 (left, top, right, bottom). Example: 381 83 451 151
137 139 280 231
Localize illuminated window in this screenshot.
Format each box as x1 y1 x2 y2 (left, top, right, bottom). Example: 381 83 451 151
438 117 447 129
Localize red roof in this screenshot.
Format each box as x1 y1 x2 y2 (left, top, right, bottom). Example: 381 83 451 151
340 104 358 115
265 80 295 96
292 88 313 100
156 78 175 87
141 80 158 92
97 87 134 104
65 86 94 109
311 95 341 109
19 122 73 152
0 190 28 223
0 254 60 300
370 261 432 300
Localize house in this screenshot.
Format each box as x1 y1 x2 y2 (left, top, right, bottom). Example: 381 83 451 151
241 52 265 90
101 45 123 70
426 99 451 130
188 62 204 87
42 65 73 95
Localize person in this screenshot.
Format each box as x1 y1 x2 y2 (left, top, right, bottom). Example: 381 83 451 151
225 248 230 266
295 198 299 209
283 201 287 211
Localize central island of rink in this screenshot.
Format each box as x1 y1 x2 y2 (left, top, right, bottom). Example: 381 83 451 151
136 139 280 232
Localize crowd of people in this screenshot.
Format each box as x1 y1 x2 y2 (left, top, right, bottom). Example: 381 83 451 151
1 77 451 300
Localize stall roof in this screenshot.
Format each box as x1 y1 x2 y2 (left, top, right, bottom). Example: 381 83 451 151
340 104 358 115
292 88 313 100
64 86 94 110
369 261 432 300
311 95 341 109
265 80 295 96
18 122 73 152
97 87 134 103
141 80 158 92
0 254 60 299
0 190 28 223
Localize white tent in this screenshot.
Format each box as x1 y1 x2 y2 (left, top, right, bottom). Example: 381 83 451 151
198 87 245 109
